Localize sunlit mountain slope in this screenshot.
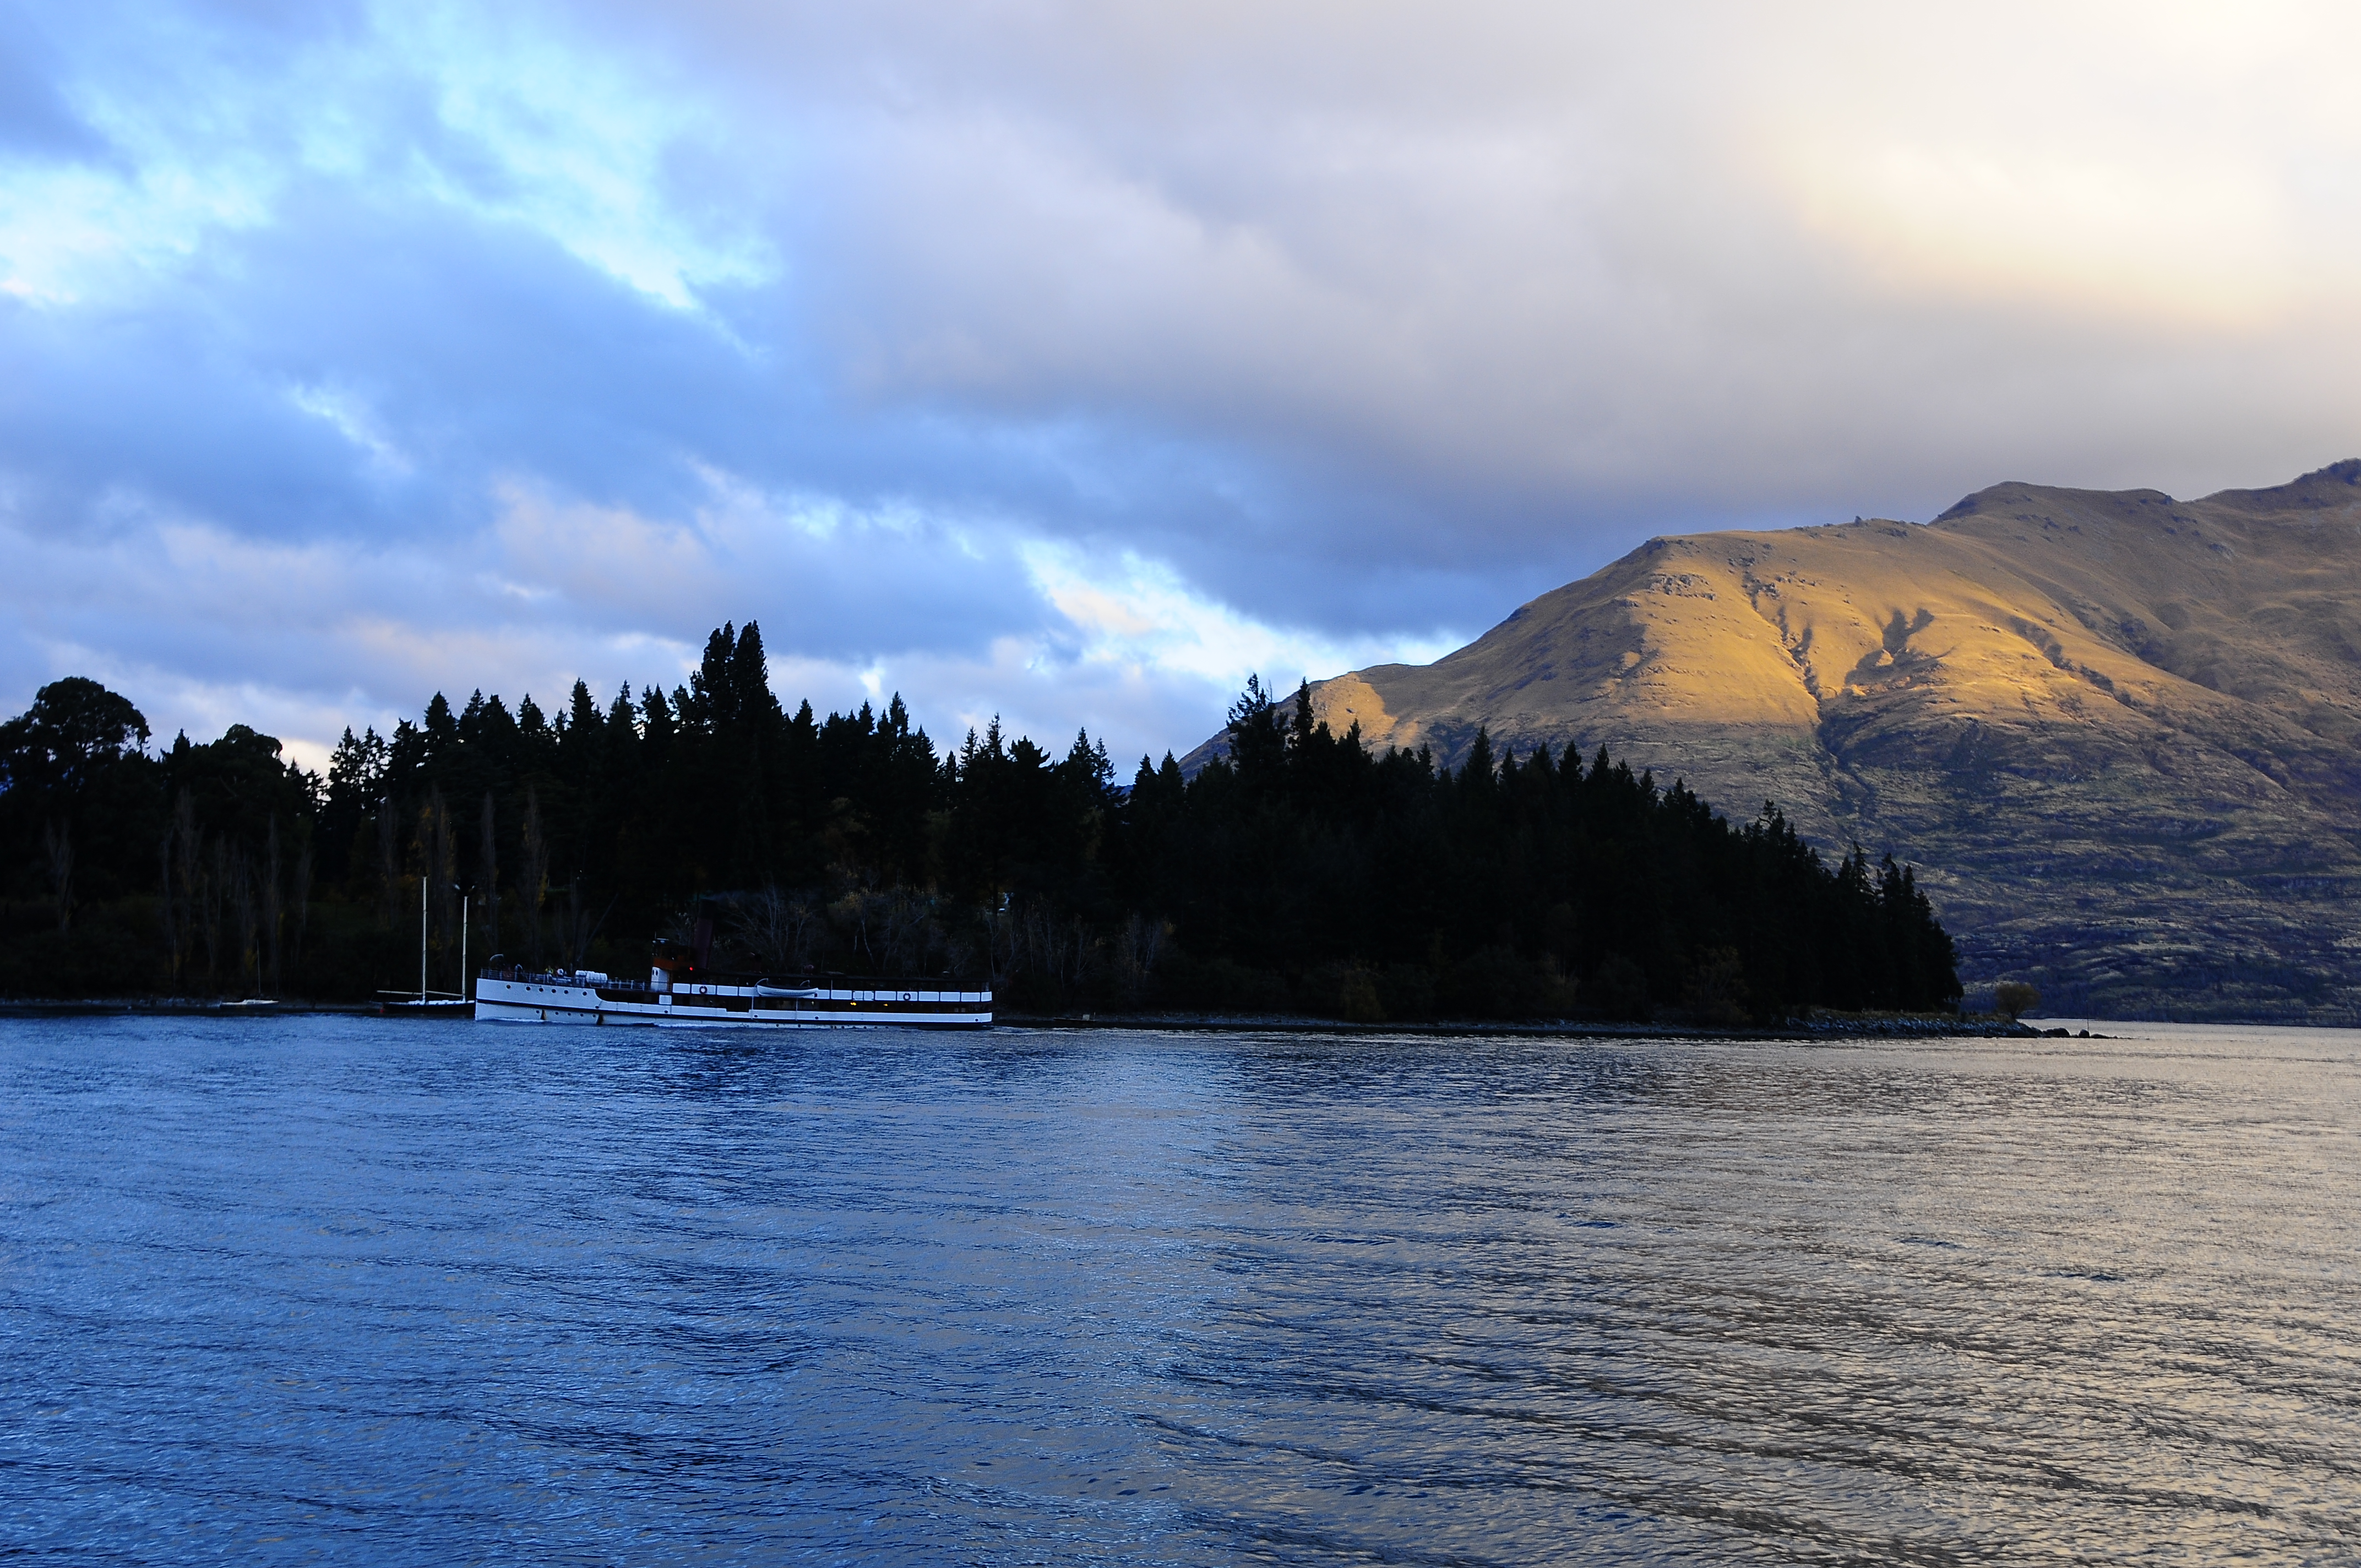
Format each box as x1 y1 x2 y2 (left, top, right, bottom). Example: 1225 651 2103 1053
1273 462 2361 1019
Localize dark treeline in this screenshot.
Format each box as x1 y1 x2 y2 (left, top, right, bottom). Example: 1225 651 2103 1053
0 621 1961 1020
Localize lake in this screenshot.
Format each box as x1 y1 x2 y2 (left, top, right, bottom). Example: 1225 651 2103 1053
1 1016 2354 1564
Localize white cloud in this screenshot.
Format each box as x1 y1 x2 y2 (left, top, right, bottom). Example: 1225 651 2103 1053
0 0 770 315
378 2 775 309
0 143 267 306
288 384 411 476
1019 540 1459 693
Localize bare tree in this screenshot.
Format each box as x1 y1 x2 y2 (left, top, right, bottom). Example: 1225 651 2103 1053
1994 980 2041 1021
830 884 883 970
731 884 819 974
1113 914 1167 1003
1679 947 1750 1027
940 929 977 983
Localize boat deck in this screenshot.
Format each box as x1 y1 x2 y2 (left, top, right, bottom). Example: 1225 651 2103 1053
475 973 992 1028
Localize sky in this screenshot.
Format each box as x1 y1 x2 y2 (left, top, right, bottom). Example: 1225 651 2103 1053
3 1 2358 772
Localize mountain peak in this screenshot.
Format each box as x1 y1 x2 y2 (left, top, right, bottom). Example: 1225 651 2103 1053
1932 480 2177 524
2197 456 2361 512
1263 465 2361 1021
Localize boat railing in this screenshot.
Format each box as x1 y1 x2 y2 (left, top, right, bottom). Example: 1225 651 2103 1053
483 966 653 992
481 965 993 999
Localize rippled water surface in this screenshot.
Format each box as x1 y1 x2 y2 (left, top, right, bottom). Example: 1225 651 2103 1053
2 1017 2357 1564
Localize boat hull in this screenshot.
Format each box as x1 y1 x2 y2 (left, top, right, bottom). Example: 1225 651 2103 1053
474 975 992 1028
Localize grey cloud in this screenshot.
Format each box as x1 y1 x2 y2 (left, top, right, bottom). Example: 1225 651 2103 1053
625 3 2361 562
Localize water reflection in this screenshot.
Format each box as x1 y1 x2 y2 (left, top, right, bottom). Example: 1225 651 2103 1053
0 1017 2355 1563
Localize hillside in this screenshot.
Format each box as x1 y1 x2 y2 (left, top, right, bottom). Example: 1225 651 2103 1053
1255 462 2361 1020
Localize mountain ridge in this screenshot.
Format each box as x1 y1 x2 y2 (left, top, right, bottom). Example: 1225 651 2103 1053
1211 462 2361 1020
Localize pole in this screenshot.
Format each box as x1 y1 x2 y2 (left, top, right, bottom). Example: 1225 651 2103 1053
420 875 428 1003
458 888 469 1003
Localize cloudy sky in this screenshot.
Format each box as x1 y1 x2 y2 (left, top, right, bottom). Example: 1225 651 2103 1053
3 1 2357 769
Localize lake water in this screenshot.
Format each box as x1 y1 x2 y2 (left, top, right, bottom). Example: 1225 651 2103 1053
1 1016 2355 1564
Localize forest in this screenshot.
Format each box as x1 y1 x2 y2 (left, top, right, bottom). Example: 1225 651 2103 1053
0 620 1961 1021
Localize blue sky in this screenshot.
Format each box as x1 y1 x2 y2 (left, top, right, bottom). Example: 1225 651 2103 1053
4 1 2358 769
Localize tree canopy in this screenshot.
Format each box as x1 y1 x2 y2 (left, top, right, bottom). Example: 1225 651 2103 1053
0 623 1961 1021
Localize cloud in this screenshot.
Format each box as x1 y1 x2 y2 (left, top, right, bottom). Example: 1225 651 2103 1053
0 447 1374 769
629 0 2361 570
2 0 2359 767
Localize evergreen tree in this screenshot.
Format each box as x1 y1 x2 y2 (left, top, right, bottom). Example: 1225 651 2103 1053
0 635 1963 1017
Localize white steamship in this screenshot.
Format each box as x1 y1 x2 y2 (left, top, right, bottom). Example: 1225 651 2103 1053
473 945 991 1029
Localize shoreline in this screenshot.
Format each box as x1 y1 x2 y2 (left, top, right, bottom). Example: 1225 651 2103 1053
0 997 2071 1038
0 998 382 1018
997 1011 2060 1040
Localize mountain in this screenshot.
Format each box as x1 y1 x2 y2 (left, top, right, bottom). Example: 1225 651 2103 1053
1236 462 2361 1021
